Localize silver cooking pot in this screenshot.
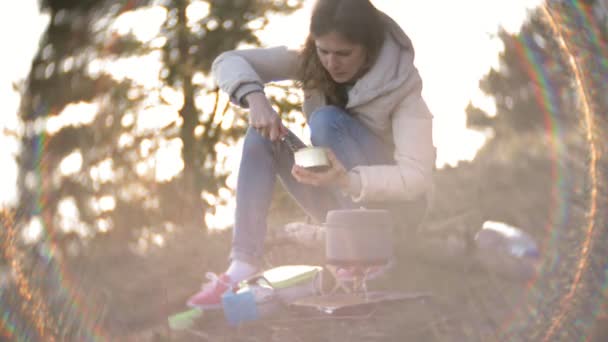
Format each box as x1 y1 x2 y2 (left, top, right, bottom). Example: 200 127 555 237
324 209 394 267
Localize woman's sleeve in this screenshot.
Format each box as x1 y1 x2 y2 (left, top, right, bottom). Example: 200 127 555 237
350 95 436 202
211 46 300 107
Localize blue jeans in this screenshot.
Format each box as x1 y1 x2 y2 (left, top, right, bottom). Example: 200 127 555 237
231 106 423 265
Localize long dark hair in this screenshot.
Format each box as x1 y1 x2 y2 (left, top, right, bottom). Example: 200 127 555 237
298 0 386 107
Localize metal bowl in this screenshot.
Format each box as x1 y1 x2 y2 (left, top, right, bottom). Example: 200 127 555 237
294 147 330 172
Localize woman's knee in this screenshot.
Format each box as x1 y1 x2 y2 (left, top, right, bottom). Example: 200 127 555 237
242 126 272 155
309 106 347 146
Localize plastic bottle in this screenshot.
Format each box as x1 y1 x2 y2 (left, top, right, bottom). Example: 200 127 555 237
474 221 540 279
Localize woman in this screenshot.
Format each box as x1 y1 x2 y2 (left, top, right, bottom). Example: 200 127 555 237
188 0 435 309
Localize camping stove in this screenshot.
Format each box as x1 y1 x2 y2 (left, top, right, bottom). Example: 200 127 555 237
323 209 393 294
291 208 431 315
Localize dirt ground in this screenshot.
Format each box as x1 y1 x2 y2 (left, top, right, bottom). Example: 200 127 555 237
51 129 608 341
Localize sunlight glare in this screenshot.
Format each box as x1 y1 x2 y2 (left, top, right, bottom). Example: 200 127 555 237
97 218 112 233
218 188 232 202
121 112 135 127
136 105 179 132
111 6 167 42
22 216 43 244
136 161 150 177
164 222 176 233
58 197 79 218
202 191 217 206
155 138 184 182
47 102 98 134
58 197 90 236
205 201 235 230
192 72 215 88
369 0 543 167
160 86 184 107
220 110 235 130
59 151 83 176
247 17 267 31
118 132 135 148
0 2 48 205
152 234 165 247
186 1 210 27
471 93 498 117
214 142 229 156
98 196 116 212
205 18 219 31
0 134 18 205
194 125 205 137
194 92 224 118
103 52 164 86
140 138 154 158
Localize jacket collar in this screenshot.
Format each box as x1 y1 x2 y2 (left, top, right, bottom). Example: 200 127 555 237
346 12 417 108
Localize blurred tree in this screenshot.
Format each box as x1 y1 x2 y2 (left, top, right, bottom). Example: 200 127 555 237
466 0 607 137
16 0 303 254
19 0 161 248
465 1 608 340
550 0 608 119
159 0 304 234
465 10 573 137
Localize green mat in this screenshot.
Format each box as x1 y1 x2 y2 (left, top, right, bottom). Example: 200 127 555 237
246 265 322 289
168 308 203 330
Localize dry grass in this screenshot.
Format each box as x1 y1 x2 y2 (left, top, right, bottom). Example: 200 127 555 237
90 126 606 341
4 123 605 341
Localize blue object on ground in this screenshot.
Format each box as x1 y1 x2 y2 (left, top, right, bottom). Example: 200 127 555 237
222 288 259 326
474 221 540 280
475 221 539 259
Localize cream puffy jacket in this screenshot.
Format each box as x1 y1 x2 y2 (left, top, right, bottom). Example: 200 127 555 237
212 13 435 203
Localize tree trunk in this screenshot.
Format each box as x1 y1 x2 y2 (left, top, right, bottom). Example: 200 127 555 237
177 0 206 233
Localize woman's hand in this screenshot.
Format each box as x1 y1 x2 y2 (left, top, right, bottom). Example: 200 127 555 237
246 92 288 141
292 149 349 189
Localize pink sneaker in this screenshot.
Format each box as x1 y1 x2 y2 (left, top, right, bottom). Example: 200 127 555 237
187 273 234 310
